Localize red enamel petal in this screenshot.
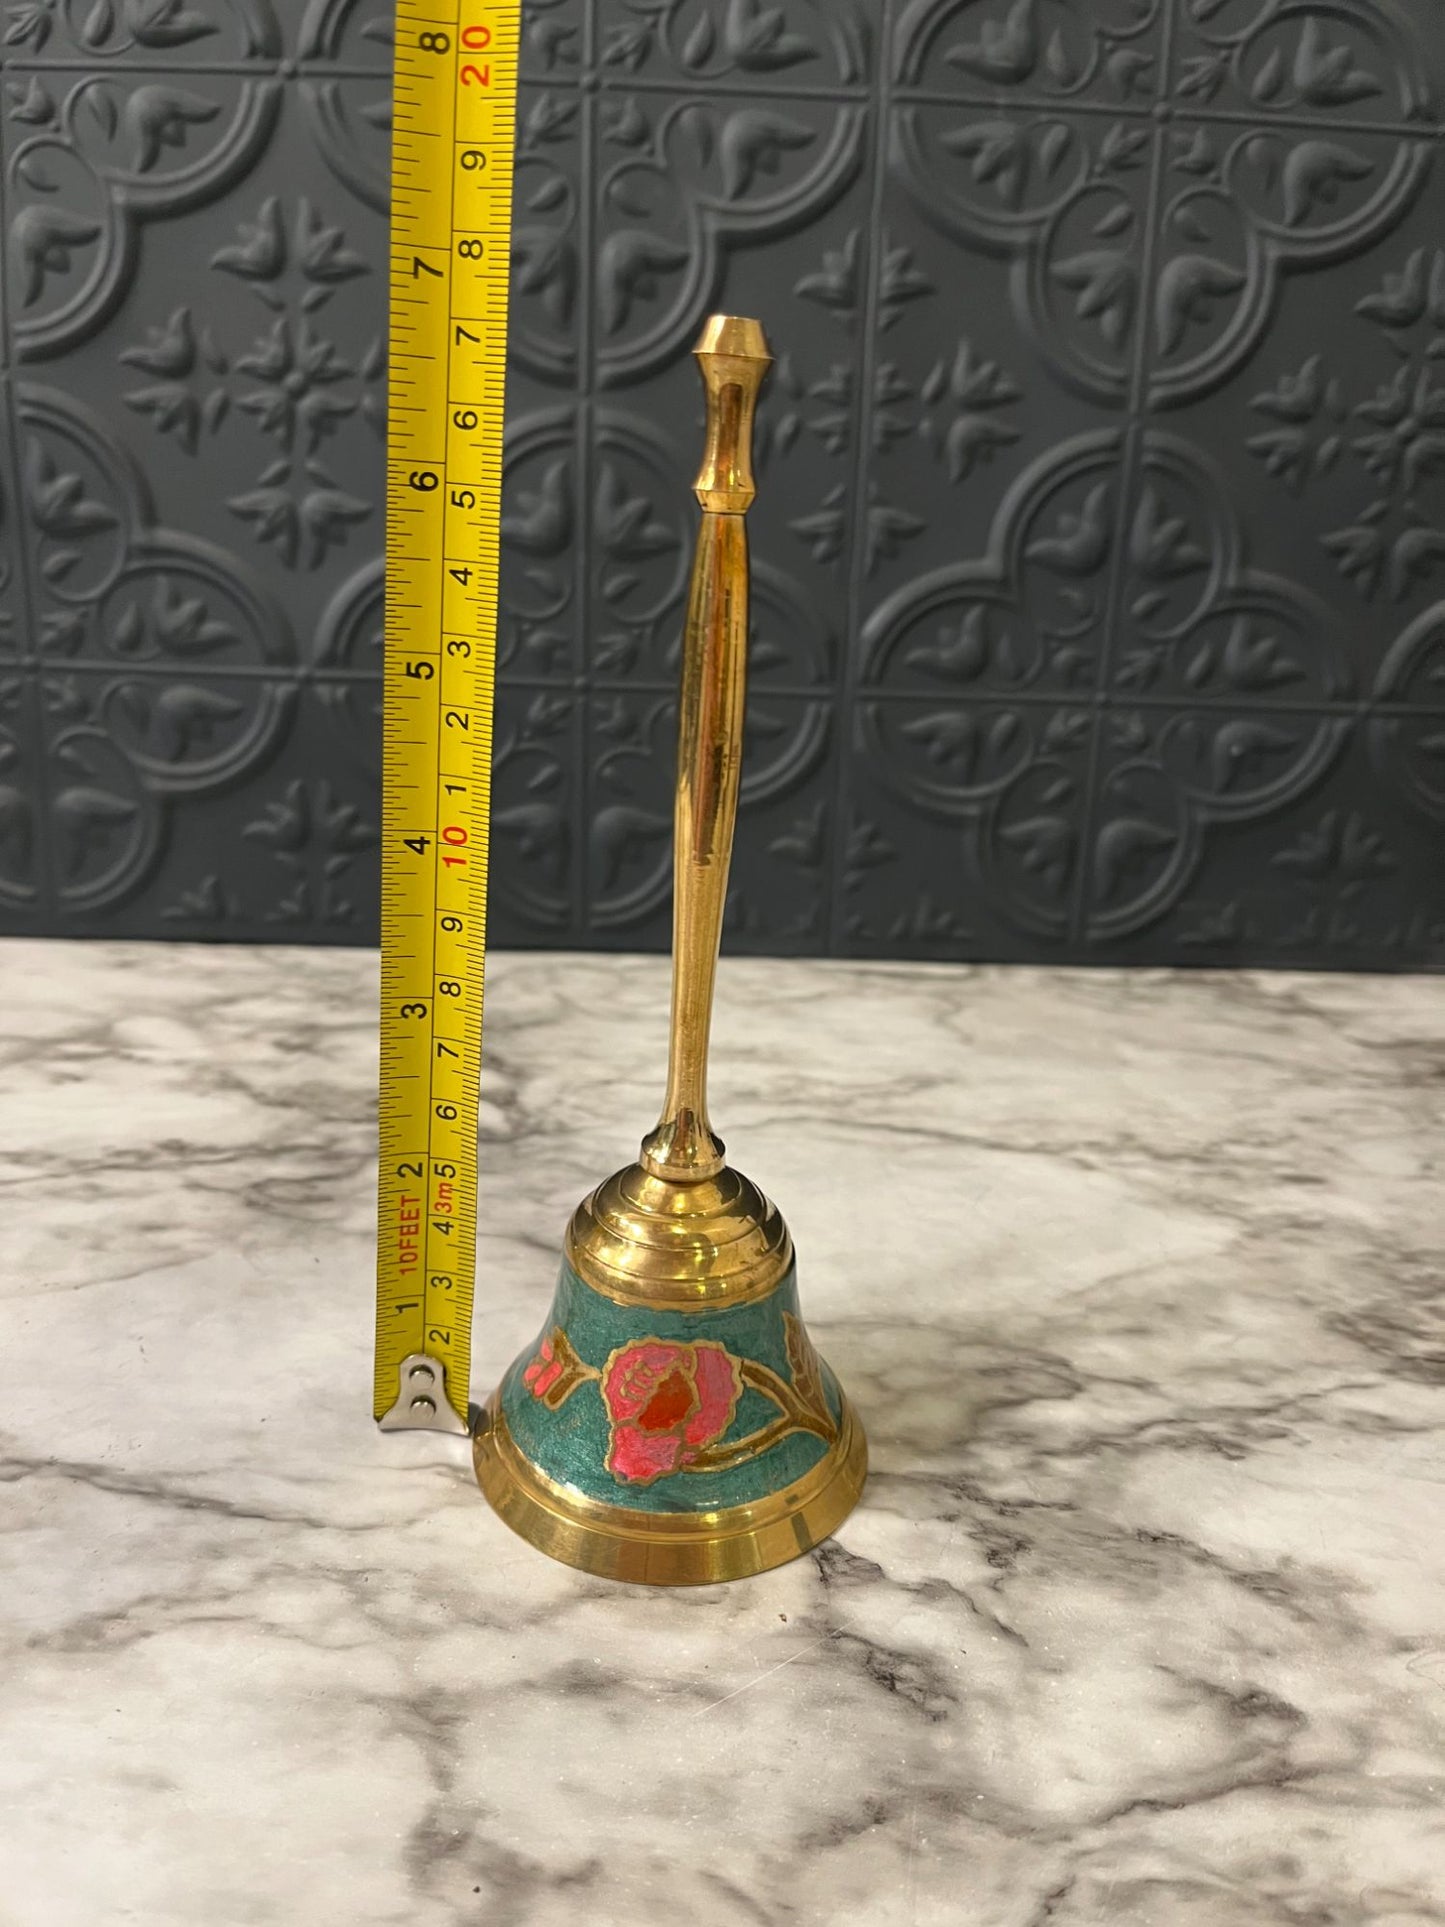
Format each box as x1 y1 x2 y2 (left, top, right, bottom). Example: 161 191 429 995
636 1366 696 1434
683 1343 743 1447
601 1341 689 1423
607 1425 683 1484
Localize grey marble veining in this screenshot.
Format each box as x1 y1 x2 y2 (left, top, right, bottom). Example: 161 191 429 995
1 941 1443 1927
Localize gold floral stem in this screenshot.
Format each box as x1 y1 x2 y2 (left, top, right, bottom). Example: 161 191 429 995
740 1356 812 1421
687 1418 796 1473
689 1408 834 1474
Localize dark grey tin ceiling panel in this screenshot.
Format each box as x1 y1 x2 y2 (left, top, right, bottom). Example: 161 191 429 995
1 0 1442 967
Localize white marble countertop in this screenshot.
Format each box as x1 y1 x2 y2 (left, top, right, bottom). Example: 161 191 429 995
2 941 1443 1926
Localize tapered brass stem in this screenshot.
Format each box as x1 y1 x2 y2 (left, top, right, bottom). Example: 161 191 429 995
639 316 770 1184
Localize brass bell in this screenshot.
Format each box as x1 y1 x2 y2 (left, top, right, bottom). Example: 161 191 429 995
473 316 867 1583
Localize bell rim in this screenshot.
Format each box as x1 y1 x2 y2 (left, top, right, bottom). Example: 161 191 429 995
473 1393 867 1586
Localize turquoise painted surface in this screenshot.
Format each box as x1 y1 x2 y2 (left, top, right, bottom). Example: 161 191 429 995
500 1259 844 1513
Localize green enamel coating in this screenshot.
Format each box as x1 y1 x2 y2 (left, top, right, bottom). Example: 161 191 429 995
499 1259 844 1512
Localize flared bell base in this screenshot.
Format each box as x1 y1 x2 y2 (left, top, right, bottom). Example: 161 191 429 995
475 1393 866 1585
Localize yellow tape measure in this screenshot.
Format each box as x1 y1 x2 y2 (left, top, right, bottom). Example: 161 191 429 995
374 0 520 1433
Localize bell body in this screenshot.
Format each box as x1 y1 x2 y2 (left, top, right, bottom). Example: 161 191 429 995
475 1245 864 1584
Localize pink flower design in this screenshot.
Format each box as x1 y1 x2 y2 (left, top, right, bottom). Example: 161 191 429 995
600 1339 743 1486
520 1327 589 1410
522 1335 563 1400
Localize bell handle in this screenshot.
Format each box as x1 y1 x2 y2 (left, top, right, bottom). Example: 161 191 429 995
639 316 770 1183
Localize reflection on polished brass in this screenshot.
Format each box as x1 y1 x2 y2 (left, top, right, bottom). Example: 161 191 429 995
474 1395 867 1587
475 316 867 1583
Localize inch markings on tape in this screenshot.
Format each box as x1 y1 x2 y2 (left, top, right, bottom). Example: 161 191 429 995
375 0 519 1434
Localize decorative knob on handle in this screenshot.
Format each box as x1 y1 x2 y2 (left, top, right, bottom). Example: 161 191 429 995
691 313 769 512
639 315 771 1184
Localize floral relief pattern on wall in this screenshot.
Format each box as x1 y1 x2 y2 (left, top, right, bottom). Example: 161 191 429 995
0 0 1441 963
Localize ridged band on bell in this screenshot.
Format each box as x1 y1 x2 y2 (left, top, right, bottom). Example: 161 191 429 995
474 316 866 1584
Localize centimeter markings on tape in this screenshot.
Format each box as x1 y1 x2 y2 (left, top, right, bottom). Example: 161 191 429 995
375 0 519 1434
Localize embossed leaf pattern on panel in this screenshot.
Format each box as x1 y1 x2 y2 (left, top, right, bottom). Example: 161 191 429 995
0 0 1441 962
